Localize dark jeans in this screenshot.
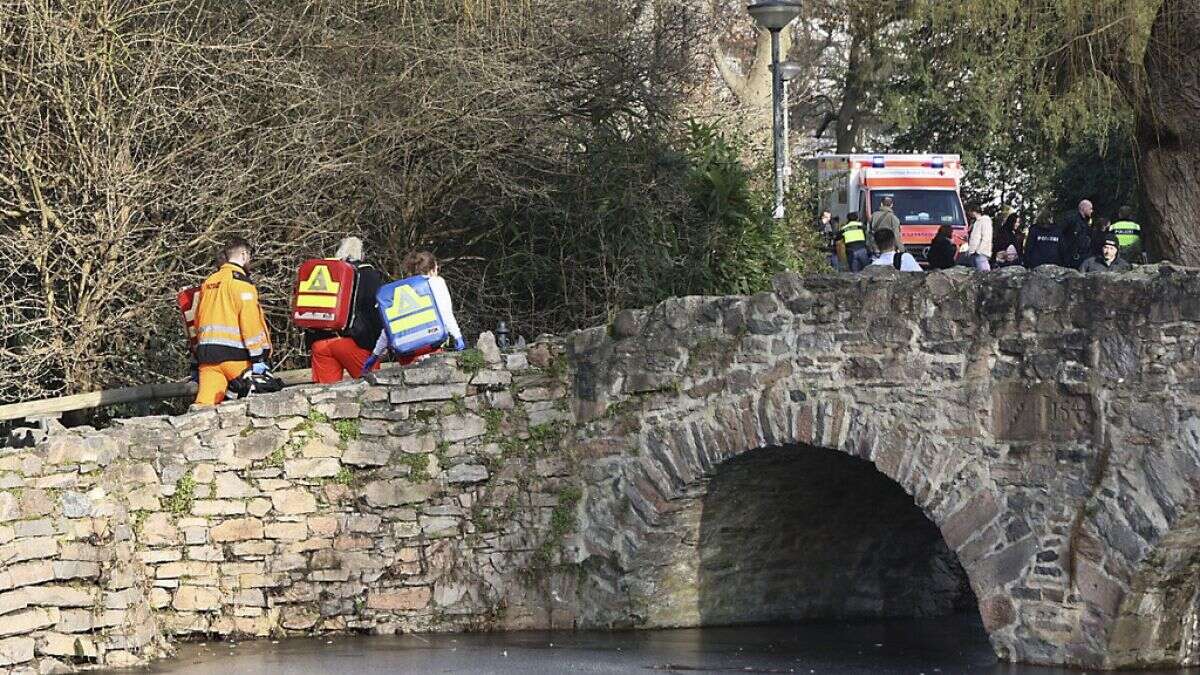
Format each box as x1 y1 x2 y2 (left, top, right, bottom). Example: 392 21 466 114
848 246 871 272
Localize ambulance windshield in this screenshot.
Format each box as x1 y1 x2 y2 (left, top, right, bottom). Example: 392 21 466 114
870 190 965 227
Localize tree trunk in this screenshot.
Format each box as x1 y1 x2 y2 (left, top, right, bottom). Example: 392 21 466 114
713 27 792 141
835 32 868 152
1137 0 1200 264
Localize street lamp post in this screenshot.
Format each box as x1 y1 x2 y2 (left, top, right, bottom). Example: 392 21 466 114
775 61 806 190
748 1 802 221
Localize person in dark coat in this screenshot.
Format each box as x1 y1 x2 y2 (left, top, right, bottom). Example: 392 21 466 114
1023 216 1066 268
927 225 959 270
1060 199 1094 269
1061 199 1093 233
992 211 1025 267
1080 233 1132 272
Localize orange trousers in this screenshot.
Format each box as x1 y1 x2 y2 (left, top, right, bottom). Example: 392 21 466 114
397 345 440 366
311 336 374 383
195 360 250 406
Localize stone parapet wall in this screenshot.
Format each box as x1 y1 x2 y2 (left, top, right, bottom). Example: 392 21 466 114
0 337 588 672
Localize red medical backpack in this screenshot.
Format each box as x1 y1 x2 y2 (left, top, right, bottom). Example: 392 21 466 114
176 286 201 353
291 259 359 331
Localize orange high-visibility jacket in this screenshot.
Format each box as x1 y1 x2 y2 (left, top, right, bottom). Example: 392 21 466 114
194 262 272 365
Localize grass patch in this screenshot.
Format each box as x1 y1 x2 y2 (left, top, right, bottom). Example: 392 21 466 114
287 409 331 440
458 348 486 375
398 453 432 482
498 421 566 460
333 419 360 445
264 447 285 469
331 467 354 486
482 408 504 438
530 484 584 572
166 471 196 515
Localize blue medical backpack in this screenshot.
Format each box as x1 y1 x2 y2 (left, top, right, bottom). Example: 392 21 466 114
375 276 448 355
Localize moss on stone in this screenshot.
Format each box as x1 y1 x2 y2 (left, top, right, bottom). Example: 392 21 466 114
398 453 432 482
545 354 568 381
482 408 504 439
264 447 285 469
434 441 450 470
333 419 360 445
166 471 196 515
411 409 438 427
457 348 486 375
447 394 468 416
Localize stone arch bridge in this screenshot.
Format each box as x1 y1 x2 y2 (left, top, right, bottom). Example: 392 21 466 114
0 266 1198 671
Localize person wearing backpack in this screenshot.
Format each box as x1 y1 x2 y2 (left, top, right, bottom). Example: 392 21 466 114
869 229 921 271
363 250 465 373
305 237 385 383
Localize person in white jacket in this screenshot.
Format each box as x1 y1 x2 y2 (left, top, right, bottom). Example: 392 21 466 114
363 251 465 372
965 204 993 271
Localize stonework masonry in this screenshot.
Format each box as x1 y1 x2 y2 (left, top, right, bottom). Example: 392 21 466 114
1 264 1199 672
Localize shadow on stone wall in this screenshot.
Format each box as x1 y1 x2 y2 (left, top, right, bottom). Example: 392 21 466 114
696 445 977 626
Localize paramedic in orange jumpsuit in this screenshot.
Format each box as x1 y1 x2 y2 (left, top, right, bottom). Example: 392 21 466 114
193 238 273 405
306 237 385 383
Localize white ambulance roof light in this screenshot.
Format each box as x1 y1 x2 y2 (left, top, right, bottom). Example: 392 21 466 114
931 156 944 168
872 156 885 168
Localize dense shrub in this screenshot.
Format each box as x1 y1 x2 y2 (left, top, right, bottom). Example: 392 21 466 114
0 0 824 404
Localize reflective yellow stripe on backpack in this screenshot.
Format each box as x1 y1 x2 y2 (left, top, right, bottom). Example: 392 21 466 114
384 284 437 334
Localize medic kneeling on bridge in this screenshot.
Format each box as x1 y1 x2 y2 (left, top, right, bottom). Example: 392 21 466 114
192 238 277 406
362 250 465 376
292 237 385 383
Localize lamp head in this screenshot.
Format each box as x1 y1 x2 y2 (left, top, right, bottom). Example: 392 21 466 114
748 0 802 31
773 61 806 82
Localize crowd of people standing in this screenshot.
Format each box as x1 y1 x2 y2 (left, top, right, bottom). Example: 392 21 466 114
821 198 1144 274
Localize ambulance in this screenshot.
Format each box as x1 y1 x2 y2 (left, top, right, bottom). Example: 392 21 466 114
814 154 969 263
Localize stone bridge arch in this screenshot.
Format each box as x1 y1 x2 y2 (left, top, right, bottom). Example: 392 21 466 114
570 385 1025 659
563 267 1200 669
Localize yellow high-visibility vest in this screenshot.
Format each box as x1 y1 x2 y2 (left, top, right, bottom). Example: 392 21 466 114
841 221 866 245
1110 220 1141 249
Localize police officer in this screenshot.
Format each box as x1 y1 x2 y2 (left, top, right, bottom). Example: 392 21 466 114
837 212 871 272
1060 199 1094 269
1110 205 1143 262
1023 215 1066 269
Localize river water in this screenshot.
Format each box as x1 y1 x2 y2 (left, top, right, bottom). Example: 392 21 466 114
114 615 1198 675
